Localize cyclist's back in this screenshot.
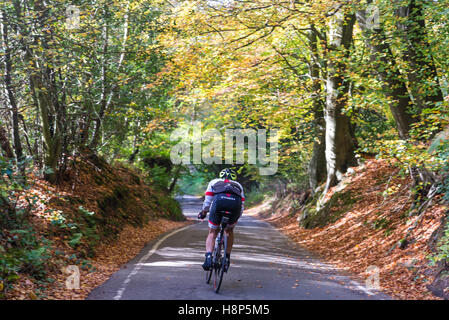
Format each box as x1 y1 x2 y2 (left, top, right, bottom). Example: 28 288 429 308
203 178 245 229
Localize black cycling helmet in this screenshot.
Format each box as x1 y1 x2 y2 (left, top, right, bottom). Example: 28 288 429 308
219 168 237 180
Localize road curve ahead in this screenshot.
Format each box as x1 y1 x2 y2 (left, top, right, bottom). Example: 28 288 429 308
88 196 390 300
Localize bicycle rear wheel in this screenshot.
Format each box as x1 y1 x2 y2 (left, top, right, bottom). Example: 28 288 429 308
213 233 227 293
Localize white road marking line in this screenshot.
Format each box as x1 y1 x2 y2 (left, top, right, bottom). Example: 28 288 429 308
113 223 195 300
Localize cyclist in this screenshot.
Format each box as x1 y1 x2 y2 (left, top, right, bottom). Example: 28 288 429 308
198 168 245 272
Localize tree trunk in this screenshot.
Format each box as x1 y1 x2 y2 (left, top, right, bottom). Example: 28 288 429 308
309 126 327 191
356 6 416 140
35 0 63 183
1 10 23 165
307 26 327 191
13 0 63 182
324 10 357 191
395 0 443 115
90 2 129 149
168 165 182 194
90 16 109 150
32 73 62 183
0 124 14 159
29 76 43 168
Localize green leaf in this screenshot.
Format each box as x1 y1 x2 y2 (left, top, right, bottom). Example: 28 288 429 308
68 233 83 248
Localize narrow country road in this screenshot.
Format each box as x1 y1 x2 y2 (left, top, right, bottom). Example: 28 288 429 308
88 196 390 300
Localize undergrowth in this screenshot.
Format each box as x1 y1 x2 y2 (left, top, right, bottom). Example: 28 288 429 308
0 158 53 297
429 138 449 266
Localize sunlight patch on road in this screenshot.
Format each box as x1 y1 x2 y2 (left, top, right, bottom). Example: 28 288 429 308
139 260 200 268
155 246 205 258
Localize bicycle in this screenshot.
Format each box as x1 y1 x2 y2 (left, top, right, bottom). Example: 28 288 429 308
205 210 231 294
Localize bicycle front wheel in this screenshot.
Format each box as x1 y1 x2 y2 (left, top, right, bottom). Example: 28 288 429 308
214 233 227 294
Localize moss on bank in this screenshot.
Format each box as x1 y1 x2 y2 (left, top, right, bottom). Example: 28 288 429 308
299 189 359 229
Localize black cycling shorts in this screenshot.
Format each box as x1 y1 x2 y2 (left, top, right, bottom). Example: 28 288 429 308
208 193 242 230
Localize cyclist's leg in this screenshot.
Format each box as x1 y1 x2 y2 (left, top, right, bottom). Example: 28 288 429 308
205 195 221 259
206 227 219 253
203 226 219 270
224 197 242 257
225 215 239 254
223 226 235 272
225 227 234 255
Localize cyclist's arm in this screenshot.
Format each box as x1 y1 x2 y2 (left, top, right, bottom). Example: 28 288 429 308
202 180 216 213
235 181 245 214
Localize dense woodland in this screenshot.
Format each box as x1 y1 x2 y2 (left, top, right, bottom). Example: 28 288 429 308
1 0 449 299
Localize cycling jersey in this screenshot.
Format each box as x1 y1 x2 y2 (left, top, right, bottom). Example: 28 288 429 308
202 178 245 214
